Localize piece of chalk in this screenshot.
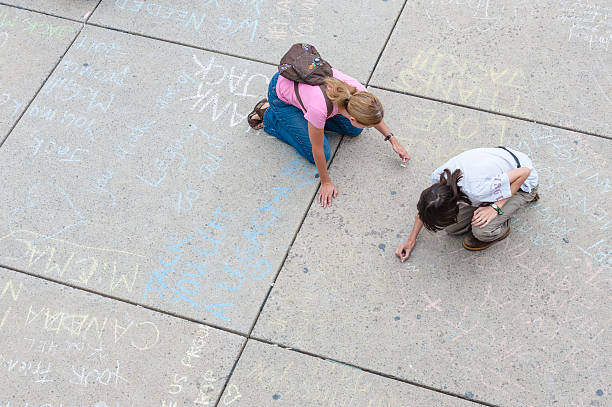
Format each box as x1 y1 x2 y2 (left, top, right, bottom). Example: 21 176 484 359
400 163 407 168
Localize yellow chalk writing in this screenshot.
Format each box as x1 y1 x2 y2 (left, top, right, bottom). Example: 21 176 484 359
0 279 22 301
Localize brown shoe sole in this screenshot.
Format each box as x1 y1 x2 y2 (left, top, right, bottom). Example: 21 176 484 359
463 227 511 251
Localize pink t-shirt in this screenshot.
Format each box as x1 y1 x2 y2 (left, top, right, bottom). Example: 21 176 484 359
275 68 367 129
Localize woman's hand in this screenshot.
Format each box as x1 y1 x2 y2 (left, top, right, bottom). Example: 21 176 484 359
472 206 498 228
395 238 416 262
318 182 338 208
392 141 410 162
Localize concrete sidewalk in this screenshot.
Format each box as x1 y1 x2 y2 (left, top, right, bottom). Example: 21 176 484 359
0 1 610 406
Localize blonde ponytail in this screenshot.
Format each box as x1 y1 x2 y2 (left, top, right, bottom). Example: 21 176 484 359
324 77 384 126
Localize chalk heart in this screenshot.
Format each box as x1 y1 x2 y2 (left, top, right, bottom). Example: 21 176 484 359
223 384 242 405
9 182 85 241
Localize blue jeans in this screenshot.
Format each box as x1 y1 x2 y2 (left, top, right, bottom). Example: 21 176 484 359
262 73 362 164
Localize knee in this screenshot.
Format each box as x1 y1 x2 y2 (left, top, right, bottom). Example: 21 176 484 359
472 220 508 242
345 127 363 137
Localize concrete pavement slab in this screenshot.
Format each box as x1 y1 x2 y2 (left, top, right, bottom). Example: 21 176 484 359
370 0 612 137
0 24 336 333
89 0 405 83
0 4 79 143
254 88 612 406
0 1 100 21
0 267 244 405
219 340 474 407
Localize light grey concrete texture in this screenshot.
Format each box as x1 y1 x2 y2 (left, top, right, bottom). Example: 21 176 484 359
0 24 339 333
370 0 612 137
0 267 244 405
254 88 612 407
0 5 79 143
89 0 405 83
0 0 100 21
220 340 475 406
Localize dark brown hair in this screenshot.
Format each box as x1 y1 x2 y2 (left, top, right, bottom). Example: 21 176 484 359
417 169 471 232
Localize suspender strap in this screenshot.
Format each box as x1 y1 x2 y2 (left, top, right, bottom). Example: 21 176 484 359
497 146 521 168
294 81 333 118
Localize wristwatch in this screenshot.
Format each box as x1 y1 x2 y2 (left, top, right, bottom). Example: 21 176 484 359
384 133 394 142
490 203 504 215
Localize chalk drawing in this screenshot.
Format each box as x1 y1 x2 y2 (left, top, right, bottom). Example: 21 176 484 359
21 18 75 39
182 55 269 129
558 1 612 52
62 59 131 88
72 34 129 60
0 91 24 119
420 0 534 33
531 70 612 129
0 355 53 384
0 229 145 258
8 183 85 243
114 0 261 41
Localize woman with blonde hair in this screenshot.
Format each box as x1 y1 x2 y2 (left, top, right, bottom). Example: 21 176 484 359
248 68 410 208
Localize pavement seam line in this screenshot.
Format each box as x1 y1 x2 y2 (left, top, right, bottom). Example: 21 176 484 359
0 17 85 149
1 6 606 405
2 261 496 407
0 262 248 338
5 2 606 140
79 13 610 140
213 338 250 407
247 336 500 407
217 136 346 405
365 0 410 86
0 2 84 23
86 0 104 23
84 21 278 67
245 132 347 336
369 84 611 140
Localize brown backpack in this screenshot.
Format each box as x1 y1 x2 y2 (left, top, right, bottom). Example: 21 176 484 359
278 43 333 117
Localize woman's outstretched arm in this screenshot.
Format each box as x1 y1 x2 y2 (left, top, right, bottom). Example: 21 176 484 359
308 122 337 208
374 120 410 162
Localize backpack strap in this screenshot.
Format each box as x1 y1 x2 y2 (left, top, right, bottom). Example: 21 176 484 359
294 81 307 112
319 84 333 118
497 146 521 168
294 81 334 118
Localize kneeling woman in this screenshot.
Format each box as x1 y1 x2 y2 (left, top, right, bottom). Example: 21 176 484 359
248 69 410 208
396 147 539 261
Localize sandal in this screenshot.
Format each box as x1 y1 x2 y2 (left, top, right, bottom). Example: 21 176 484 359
248 98 268 129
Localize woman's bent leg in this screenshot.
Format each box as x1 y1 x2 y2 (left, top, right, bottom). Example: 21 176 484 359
324 114 363 137
263 74 331 163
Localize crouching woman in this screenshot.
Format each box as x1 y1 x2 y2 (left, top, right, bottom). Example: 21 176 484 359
396 147 539 261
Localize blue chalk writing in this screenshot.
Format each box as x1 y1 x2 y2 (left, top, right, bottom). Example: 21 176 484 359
142 207 233 317
177 189 199 216
114 0 261 41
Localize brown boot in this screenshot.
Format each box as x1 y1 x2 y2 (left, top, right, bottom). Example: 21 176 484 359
462 227 511 251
